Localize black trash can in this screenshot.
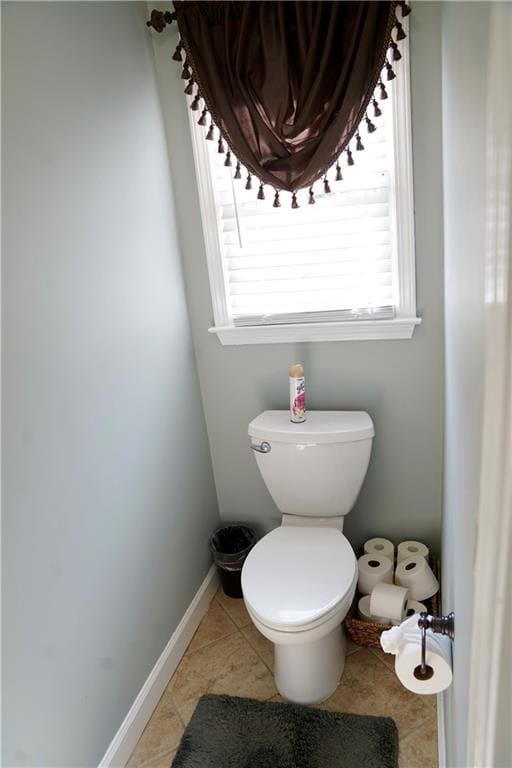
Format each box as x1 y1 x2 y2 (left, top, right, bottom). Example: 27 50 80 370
210 524 257 599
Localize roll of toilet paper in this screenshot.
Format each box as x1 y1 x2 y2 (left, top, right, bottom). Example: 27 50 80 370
357 554 393 595
397 540 429 564
357 595 391 624
395 556 439 601
357 595 392 624
395 632 452 695
364 537 394 562
404 599 427 617
370 582 409 623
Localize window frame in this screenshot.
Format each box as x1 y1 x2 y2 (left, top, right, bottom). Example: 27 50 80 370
188 27 420 346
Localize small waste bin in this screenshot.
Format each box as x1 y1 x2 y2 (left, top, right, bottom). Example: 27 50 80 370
210 524 257 599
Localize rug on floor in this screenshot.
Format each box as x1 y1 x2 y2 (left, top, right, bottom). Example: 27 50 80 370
171 693 398 768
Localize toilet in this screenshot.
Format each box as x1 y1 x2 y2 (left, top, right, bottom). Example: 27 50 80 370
241 410 374 705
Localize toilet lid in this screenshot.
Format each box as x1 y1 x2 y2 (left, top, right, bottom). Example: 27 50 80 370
241 527 356 629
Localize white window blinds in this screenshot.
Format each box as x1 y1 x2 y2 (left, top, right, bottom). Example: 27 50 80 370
200 93 397 327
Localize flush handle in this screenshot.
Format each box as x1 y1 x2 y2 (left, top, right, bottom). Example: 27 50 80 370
250 441 271 454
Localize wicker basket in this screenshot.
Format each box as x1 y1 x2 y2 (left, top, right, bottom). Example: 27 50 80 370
344 555 440 648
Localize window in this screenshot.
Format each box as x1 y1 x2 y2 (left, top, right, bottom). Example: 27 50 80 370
188 32 419 345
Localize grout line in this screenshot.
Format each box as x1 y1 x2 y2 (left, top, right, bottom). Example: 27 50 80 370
214 593 252 630
367 646 395 671
172 697 186 730
129 690 185 767
184 626 240 658
180 599 240 659
240 627 274 674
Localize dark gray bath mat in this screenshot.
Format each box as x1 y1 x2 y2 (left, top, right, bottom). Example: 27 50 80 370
171 694 398 768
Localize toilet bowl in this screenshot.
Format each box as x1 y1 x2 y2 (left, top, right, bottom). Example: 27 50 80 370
242 410 374 704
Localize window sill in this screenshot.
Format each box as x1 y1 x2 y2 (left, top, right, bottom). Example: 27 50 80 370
209 317 422 346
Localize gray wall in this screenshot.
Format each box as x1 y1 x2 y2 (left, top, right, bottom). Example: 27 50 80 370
2 3 219 766
154 2 444 552
440 3 489 766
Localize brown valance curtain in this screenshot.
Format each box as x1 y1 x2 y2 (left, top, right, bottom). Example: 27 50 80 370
148 1 409 206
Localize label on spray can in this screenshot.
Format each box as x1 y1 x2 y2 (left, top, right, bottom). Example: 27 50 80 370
289 363 306 423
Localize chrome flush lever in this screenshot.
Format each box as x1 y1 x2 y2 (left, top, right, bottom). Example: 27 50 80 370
250 441 271 454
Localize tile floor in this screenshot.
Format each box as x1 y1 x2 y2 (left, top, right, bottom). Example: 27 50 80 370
128 589 438 768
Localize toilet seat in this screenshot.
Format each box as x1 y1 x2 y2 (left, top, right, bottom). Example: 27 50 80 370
242 526 357 632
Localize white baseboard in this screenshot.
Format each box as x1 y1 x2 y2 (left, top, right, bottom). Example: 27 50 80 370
98 564 219 768
437 691 446 768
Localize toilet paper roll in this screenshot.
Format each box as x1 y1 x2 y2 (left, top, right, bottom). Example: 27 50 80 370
395 632 452 694
370 582 409 623
357 554 393 595
397 540 429 564
404 599 427 617
363 537 394 562
395 556 439 600
357 595 392 624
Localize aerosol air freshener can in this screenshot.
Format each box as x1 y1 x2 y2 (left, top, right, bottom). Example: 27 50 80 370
289 363 306 422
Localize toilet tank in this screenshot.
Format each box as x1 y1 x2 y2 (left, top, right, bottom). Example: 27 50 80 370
248 411 374 517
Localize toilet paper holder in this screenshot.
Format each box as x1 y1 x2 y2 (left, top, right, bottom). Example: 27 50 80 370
415 612 455 681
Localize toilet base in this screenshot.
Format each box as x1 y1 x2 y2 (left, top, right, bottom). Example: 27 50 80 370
274 624 346 705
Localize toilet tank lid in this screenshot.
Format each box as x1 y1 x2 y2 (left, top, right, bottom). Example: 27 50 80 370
248 410 374 444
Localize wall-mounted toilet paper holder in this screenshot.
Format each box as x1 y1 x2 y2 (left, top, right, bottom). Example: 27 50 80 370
415 612 455 681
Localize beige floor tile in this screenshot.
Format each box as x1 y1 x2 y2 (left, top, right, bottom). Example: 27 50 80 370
399 709 438 768
127 689 184 767
168 632 276 724
215 588 251 628
141 750 178 768
241 623 274 670
368 645 396 671
320 648 435 738
346 635 363 656
187 600 238 654
268 693 286 704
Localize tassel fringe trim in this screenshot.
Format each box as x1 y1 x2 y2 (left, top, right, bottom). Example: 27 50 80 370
147 1 408 208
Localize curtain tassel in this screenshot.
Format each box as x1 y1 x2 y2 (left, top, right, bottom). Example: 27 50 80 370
398 1 412 17
323 176 331 194
356 133 365 151
181 62 191 80
273 191 281 208
335 163 343 181
172 43 183 62
291 193 299 209
257 183 265 200
390 40 402 61
206 123 215 140
372 98 382 117
224 150 232 167
190 94 201 111
365 115 376 133
394 20 407 41
198 108 208 126
309 187 316 204
346 148 354 166
245 174 252 190
184 79 194 96
379 80 388 100
217 135 225 153
385 61 396 81
234 161 242 179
